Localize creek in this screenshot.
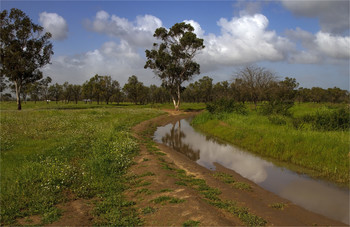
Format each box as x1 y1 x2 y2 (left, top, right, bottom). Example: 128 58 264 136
153 118 349 225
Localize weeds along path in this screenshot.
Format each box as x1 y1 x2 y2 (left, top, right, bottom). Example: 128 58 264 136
128 110 345 226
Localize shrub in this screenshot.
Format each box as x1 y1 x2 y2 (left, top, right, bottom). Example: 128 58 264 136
259 101 294 116
206 99 247 115
292 107 350 131
312 107 349 131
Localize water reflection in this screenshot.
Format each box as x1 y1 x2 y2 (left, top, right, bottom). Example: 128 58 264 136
160 120 200 161
154 118 350 225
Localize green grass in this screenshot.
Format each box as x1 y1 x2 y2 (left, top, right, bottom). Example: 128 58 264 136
159 188 174 193
135 188 154 195
233 182 252 191
0 102 163 225
142 206 156 215
213 172 235 184
182 219 200 227
269 202 287 210
192 103 349 185
152 196 185 205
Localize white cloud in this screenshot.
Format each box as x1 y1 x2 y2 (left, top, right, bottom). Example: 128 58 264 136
39 12 68 40
43 41 158 86
196 14 293 70
44 11 349 88
85 10 162 47
285 28 350 63
183 20 205 37
315 32 350 59
281 0 349 34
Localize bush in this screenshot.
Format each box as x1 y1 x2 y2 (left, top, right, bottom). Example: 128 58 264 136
259 101 294 116
312 107 349 131
292 107 350 131
206 99 247 115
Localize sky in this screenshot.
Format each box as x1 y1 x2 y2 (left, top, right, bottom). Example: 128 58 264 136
2 0 350 90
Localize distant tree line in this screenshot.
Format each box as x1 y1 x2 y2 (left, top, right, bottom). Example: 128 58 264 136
0 74 170 104
1 67 349 105
182 66 349 105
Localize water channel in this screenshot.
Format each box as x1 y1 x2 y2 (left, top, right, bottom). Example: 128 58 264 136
153 118 350 225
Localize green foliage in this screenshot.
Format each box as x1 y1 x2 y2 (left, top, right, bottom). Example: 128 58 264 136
312 107 349 131
206 98 247 115
292 107 350 131
0 8 54 110
123 75 148 105
259 100 294 116
145 22 205 110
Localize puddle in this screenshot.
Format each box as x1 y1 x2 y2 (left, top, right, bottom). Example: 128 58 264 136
153 118 350 224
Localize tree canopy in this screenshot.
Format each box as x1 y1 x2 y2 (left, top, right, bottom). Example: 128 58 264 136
0 8 53 110
144 22 205 111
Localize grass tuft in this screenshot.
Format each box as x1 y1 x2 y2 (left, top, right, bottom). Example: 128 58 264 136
182 219 200 227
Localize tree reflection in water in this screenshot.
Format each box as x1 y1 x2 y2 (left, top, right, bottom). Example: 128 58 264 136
161 120 200 161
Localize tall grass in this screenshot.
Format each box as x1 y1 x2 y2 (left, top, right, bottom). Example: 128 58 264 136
192 103 349 186
0 103 163 225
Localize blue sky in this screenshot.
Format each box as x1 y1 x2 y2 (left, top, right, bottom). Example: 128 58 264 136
2 0 349 89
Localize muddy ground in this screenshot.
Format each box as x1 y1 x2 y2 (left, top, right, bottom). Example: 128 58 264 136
48 110 345 226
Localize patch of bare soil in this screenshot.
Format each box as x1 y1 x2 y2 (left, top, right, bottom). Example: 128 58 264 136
17 215 42 226
46 199 94 226
128 110 346 226
17 198 94 226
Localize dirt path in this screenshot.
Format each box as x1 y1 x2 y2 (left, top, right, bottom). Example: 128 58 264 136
46 110 345 226
127 110 346 226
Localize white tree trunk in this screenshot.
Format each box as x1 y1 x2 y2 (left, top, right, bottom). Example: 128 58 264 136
14 81 22 110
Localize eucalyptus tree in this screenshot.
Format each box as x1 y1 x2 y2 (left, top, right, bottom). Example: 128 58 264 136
145 22 205 111
71 84 81 104
82 80 93 104
62 82 73 103
0 9 53 110
48 83 63 103
123 75 144 104
100 75 120 104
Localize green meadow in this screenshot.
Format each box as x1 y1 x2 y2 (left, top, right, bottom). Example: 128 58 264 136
192 103 349 186
0 102 164 225
0 101 348 225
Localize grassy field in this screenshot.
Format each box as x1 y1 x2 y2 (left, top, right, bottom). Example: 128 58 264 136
0 101 205 111
192 103 349 186
0 101 165 225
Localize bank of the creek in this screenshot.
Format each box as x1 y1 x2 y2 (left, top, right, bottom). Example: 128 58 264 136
153 116 349 225
123 110 347 226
